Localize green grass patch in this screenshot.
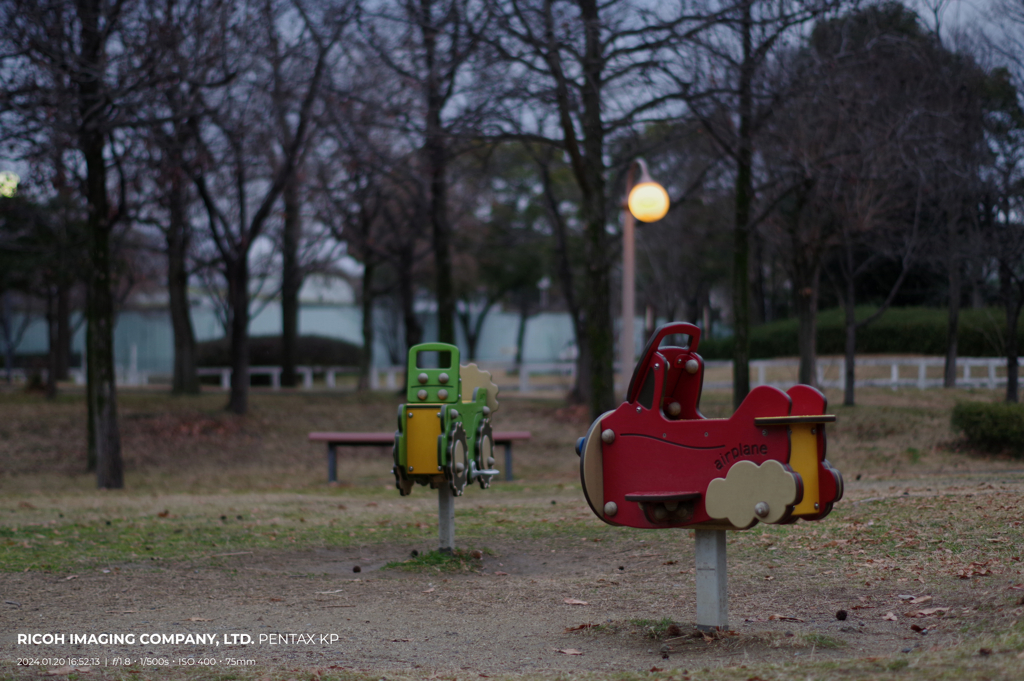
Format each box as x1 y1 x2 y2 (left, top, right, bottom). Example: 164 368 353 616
382 548 484 572
629 617 679 639
803 633 846 649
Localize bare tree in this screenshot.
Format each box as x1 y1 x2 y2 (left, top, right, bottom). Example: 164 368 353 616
678 0 842 408
186 0 343 414
483 0 704 417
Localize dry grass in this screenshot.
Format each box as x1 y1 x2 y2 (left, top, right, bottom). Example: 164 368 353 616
1 383 1023 680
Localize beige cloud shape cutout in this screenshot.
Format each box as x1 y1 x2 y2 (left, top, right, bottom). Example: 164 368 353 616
460 363 499 413
705 459 801 528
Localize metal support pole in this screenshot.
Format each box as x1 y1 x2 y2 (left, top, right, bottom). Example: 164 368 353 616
327 444 337 484
695 529 728 631
438 484 455 553
504 442 513 481
621 208 636 399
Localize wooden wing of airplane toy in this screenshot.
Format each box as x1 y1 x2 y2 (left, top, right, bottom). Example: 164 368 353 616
576 322 843 530
393 342 501 497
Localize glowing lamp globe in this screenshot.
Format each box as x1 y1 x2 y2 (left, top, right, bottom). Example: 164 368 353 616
627 181 670 222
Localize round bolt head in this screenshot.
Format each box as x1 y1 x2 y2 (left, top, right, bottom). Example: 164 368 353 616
636 406 642 413
439 372 449 384
408 466 414 472
653 506 668 520
450 409 459 418
685 359 699 374
417 389 428 400
487 457 495 467
603 501 618 516
754 501 770 518
814 502 820 510
601 429 615 444
418 372 429 384
482 406 491 416
438 389 449 400
666 401 682 417
455 462 465 473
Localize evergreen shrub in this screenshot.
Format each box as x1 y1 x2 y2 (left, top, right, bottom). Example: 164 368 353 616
951 401 1024 456
196 335 362 367
698 307 1015 359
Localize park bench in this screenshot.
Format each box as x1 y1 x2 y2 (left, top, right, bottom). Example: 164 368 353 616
307 430 531 484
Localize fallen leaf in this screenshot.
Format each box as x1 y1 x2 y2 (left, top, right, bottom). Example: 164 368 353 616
649 667 663 672
908 596 932 605
316 589 344 594
910 624 926 633
157 510 169 518
422 588 435 594
63 575 78 581
564 623 597 632
563 598 588 605
882 612 898 621
906 608 949 618
188 617 212 622
555 648 583 655
494 571 509 576
768 614 804 622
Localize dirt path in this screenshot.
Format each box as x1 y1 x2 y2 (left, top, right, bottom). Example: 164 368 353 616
3 531 964 677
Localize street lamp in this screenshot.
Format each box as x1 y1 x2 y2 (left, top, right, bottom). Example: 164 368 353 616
621 159 669 396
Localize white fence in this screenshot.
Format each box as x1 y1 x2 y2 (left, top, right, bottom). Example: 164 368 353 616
14 355 1024 393
702 356 1023 391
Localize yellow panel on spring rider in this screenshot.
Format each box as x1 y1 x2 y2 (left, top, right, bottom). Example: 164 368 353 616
405 406 441 475
788 424 820 517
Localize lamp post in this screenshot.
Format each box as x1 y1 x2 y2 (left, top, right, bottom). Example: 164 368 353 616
621 160 670 396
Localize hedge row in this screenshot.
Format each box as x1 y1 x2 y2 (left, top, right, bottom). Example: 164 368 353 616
951 402 1024 457
196 335 362 368
698 307 1017 360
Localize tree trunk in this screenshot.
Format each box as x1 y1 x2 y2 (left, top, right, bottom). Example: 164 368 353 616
751 227 766 325
1006 299 1020 404
420 0 454 346
358 259 375 391
514 296 529 370
578 0 614 419
732 0 754 411
79 0 123 488
842 270 857 407
398 247 422 355
1001 261 1020 403
46 286 59 400
795 264 820 386
57 283 71 381
281 175 301 387
167 176 199 395
226 257 250 415
944 216 960 388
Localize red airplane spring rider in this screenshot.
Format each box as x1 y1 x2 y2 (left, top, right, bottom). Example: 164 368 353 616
576 322 843 531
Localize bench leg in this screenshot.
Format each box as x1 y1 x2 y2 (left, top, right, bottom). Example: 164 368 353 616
327 444 338 484
504 443 513 481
